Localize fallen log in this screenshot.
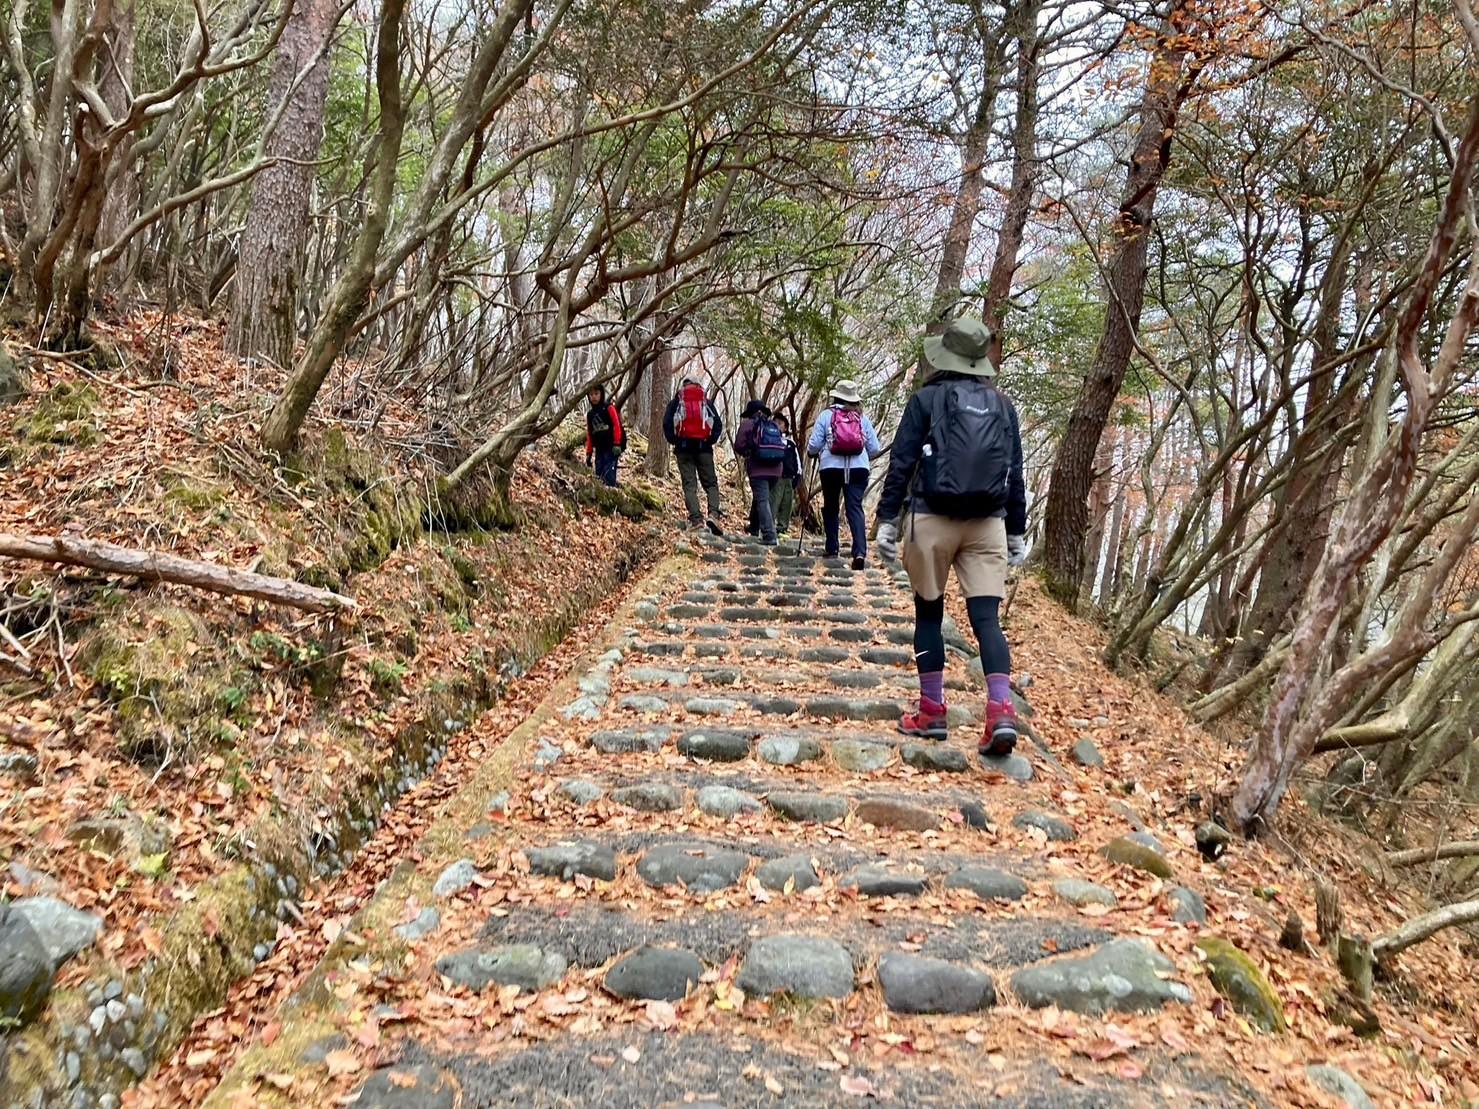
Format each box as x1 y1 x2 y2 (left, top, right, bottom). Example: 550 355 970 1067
1373 898 1479 961
0 532 356 613
1384 841 1479 867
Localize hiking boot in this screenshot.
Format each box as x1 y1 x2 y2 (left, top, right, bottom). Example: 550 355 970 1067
981 700 1019 757
705 517 724 537
851 555 865 571
899 697 948 741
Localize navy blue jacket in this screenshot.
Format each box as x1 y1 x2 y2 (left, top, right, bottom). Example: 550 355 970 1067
875 373 1027 535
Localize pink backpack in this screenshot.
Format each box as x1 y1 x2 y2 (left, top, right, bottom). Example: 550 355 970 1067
829 407 866 456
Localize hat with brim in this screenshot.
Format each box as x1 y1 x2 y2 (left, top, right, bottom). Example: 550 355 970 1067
923 316 997 377
830 379 863 404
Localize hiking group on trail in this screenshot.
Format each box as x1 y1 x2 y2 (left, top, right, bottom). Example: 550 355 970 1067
583 314 1026 759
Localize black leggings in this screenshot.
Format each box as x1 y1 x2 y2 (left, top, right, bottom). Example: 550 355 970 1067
913 594 1011 674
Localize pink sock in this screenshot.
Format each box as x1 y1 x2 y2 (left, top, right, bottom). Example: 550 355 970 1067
987 673 1011 704
919 671 944 705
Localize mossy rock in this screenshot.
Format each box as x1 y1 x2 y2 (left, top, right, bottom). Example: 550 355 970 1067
1101 836 1175 879
80 605 239 764
426 472 519 532
15 381 98 446
0 341 26 406
1195 937 1286 1032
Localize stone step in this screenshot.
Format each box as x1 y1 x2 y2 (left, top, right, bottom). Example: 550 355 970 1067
465 899 1112 977
349 1031 1238 1109
579 726 1018 781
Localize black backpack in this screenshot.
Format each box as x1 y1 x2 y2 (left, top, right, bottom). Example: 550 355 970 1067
588 404 615 448
915 378 1012 517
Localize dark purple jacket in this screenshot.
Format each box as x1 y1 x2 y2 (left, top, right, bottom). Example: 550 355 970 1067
734 406 783 480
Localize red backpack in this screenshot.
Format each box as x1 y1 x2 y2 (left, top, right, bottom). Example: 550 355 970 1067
677 383 712 440
829 407 866 456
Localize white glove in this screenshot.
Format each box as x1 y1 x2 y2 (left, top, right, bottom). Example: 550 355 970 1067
1007 534 1027 567
875 522 899 563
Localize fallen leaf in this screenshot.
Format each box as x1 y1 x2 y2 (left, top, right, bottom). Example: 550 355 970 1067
323 1049 361 1077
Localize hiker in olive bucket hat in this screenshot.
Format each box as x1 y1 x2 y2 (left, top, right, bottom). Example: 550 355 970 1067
806 378 881 569
873 316 1028 759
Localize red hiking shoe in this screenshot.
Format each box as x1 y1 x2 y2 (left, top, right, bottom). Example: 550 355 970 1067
899 696 949 741
981 700 1019 757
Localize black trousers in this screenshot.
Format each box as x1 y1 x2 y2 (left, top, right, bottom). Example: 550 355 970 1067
820 467 868 557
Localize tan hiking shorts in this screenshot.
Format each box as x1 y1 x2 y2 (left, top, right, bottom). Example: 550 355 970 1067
901 511 1008 600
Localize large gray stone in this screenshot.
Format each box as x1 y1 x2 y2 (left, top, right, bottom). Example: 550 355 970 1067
1101 836 1175 879
1012 810 1077 842
799 647 850 663
604 946 704 1001
901 743 969 773
620 694 671 713
590 728 668 755
611 783 685 812
842 865 928 897
1052 878 1118 909
757 735 823 766
945 867 1028 902
0 904 52 1026
766 791 847 823
805 698 900 722
1305 1065 1376 1109
738 935 854 999
756 855 820 893
393 907 441 942
696 785 760 819
1010 939 1191 1015
432 859 481 899
678 729 752 762
854 797 939 832
1167 886 1207 925
829 671 882 690
859 648 912 666
11 897 102 968
558 779 605 806
637 844 749 893
684 697 743 716
628 667 691 688
527 841 618 882
833 739 893 772
1070 738 1104 768
354 1064 457 1108
436 945 567 992
980 752 1034 781
878 953 995 1015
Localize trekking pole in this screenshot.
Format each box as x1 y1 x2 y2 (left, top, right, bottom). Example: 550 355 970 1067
795 458 811 556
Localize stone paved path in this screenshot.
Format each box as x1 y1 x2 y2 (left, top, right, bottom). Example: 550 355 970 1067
208 538 1264 1108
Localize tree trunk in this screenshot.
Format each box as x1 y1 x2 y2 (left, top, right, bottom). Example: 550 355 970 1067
1039 9 1200 607
646 340 673 478
227 0 339 366
1081 422 1117 608
260 0 407 453
97 0 137 297
916 20 1007 382
1231 99 1479 834
981 0 1042 367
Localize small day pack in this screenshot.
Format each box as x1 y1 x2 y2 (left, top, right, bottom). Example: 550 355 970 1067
828 407 866 456
753 416 787 463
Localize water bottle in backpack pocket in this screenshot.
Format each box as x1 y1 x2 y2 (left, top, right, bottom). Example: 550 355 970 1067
917 380 1011 516
828 407 866 457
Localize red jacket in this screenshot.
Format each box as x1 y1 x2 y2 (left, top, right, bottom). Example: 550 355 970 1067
585 402 624 454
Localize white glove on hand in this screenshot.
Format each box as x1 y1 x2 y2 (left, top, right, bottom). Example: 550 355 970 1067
1007 534 1027 567
875 522 899 563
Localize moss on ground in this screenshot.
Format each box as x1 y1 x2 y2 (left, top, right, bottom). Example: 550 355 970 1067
80 605 243 764
15 381 99 446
